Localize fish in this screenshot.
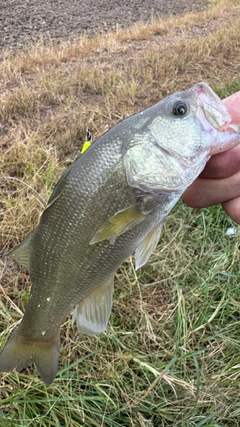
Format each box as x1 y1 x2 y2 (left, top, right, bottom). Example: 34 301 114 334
0 82 239 385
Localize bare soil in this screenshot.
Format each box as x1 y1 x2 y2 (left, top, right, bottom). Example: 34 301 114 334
0 0 210 50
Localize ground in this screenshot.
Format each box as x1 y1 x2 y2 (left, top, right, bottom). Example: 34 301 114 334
0 0 210 49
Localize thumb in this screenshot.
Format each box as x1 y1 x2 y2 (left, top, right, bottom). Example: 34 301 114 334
223 91 240 124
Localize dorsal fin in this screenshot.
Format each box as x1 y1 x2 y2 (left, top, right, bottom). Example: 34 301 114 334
47 165 72 205
6 233 33 270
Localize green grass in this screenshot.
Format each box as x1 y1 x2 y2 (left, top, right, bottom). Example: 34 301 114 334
1 0 240 425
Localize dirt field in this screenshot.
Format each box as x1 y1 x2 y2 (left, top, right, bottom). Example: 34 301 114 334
0 0 210 49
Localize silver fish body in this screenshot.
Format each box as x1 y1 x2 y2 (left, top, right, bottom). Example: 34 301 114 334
0 82 239 384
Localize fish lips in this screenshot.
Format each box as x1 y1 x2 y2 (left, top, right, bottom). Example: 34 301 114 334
192 82 232 131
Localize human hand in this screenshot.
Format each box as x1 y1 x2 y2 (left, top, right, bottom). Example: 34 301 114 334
183 91 240 223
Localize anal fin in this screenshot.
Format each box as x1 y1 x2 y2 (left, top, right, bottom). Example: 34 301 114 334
72 275 114 336
135 222 163 270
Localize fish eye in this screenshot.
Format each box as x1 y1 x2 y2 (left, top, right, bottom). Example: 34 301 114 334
172 101 188 116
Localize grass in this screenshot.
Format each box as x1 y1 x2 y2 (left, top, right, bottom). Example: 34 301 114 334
1 0 240 425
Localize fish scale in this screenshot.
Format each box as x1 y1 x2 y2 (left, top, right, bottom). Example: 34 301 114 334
0 82 239 384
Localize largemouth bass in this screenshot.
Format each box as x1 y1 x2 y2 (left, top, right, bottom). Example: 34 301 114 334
1 82 239 385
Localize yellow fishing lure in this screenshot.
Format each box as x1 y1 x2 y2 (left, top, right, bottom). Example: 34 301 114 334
81 128 93 154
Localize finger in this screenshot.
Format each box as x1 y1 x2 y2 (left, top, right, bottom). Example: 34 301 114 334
223 92 240 124
222 197 240 224
183 171 240 208
201 144 240 179
199 94 240 179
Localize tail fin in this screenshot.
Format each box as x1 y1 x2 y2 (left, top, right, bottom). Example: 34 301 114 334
0 327 60 385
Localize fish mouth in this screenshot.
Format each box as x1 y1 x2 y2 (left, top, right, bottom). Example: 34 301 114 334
192 82 235 132
192 82 240 155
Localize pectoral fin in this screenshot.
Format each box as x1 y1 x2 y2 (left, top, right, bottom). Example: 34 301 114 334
72 275 114 336
6 233 33 270
135 222 163 270
90 205 146 245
